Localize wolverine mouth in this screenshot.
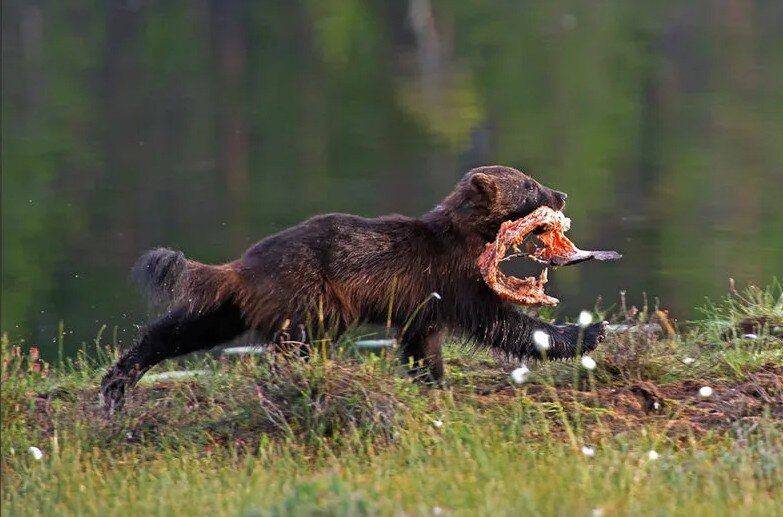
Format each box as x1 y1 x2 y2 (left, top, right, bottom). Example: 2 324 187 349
478 207 621 306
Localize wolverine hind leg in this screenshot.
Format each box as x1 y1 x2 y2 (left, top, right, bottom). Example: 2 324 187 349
399 327 446 385
100 301 247 414
269 320 310 357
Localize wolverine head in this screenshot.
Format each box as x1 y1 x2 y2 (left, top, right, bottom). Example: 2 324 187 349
441 165 568 240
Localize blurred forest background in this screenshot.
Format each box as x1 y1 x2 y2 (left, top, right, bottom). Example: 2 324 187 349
2 0 782 358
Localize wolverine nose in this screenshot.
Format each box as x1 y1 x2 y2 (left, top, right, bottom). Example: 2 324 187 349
552 191 567 210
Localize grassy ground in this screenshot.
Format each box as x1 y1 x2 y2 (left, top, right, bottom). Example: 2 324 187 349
2 283 782 516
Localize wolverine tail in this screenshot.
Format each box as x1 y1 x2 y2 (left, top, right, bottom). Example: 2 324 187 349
132 247 242 312
132 248 187 302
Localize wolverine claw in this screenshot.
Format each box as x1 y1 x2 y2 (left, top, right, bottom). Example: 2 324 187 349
99 379 125 416
581 321 608 352
549 321 608 359
100 367 137 416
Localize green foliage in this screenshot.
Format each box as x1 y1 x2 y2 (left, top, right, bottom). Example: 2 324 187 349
697 279 783 341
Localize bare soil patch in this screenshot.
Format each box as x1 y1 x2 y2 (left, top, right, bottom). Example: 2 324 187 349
469 364 783 437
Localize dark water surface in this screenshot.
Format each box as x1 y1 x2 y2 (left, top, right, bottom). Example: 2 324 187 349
3 1 782 358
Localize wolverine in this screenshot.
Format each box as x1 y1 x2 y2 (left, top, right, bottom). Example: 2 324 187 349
101 165 608 410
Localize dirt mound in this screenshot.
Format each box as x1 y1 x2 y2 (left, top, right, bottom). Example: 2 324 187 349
472 364 783 437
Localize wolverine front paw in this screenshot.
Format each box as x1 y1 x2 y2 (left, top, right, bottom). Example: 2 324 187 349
548 321 608 359
580 321 609 353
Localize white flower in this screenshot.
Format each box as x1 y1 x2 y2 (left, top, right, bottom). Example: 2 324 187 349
580 355 597 370
699 386 713 398
432 419 443 429
431 292 442 300
578 310 593 327
533 330 551 352
432 507 444 516
682 357 696 365
647 450 660 460
510 365 530 384
591 509 605 517
581 446 595 457
28 446 43 461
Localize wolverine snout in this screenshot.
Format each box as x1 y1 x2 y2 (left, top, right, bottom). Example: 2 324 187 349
553 190 567 210
542 189 567 211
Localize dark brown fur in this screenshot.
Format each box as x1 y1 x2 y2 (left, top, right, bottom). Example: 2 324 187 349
101 166 608 411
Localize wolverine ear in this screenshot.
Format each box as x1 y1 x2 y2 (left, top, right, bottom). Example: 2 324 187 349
468 173 498 207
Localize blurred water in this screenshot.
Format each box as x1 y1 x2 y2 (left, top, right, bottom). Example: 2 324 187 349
2 0 782 358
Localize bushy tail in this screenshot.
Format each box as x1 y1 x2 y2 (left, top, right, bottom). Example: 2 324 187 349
132 247 241 312
132 248 186 302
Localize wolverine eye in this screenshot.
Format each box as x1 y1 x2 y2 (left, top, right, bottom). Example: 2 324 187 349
526 184 536 191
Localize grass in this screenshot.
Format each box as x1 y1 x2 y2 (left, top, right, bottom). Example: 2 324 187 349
2 282 783 516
